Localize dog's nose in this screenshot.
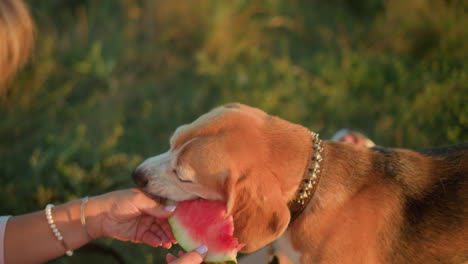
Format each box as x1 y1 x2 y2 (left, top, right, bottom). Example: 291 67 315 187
132 169 148 188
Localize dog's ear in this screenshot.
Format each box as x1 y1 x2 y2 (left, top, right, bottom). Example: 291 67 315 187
226 168 291 253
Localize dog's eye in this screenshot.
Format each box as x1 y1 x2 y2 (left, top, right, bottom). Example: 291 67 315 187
173 169 192 183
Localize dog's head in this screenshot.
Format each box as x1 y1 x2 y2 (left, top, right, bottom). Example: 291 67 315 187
132 103 311 252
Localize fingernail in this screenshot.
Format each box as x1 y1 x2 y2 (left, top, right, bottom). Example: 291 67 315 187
194 245 208 255
162 242 172 249
164 205 176 212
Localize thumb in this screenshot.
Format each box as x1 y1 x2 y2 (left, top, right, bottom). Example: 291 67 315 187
134 191 177 218
142 203 177 218
169 245 208 264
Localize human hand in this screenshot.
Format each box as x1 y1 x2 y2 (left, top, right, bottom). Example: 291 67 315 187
86 189 177 248
166 245 208 264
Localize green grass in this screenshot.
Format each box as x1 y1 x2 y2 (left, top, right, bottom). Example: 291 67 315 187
1 0 467 263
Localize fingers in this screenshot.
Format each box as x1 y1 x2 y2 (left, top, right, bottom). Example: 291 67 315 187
167 246 208 264
162 242 173 249
104 189 177 247
135 215 153 242
140 222 170 247
141 231 163 247
167 251 204 264
136 215 176 247
166 253 178 263
166 250 185 262
150 223 173 248
155 218 176 243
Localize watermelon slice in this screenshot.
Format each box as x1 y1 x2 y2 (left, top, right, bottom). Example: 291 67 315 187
167 199 244 263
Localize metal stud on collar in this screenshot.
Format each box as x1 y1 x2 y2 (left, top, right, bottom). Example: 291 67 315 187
289 131 324 223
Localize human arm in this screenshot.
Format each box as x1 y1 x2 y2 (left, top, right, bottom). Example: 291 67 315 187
3 189 176 264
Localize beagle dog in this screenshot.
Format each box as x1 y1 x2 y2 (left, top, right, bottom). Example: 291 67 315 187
132 103 468 263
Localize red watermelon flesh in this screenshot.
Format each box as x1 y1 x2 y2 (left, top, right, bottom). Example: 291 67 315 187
168 199 244 263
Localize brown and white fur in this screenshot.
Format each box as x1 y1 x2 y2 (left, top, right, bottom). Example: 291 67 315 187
132 103 468 264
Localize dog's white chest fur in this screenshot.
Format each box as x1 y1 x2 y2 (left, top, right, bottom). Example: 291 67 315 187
239 230 301 263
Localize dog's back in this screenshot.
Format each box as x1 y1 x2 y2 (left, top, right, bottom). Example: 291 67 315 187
372 143 468 263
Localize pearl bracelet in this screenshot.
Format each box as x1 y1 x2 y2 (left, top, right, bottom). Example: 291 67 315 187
45 204 73 257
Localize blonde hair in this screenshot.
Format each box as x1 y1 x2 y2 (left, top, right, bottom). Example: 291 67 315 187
0 0 34 91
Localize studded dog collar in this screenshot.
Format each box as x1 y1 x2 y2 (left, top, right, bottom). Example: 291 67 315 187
288 131 324 224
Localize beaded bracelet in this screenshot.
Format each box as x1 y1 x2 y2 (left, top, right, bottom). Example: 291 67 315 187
45 204 73 256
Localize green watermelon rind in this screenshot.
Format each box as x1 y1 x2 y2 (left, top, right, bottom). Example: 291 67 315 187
167 201 238 263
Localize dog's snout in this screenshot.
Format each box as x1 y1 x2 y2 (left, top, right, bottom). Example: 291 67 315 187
132 169 149 188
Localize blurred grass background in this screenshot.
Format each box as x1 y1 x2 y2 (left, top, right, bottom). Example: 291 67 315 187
0 0 467 263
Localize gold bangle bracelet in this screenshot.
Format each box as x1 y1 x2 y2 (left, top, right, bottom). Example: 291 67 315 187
80 196 93 240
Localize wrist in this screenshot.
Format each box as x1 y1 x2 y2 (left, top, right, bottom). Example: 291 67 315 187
84 196 105 239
